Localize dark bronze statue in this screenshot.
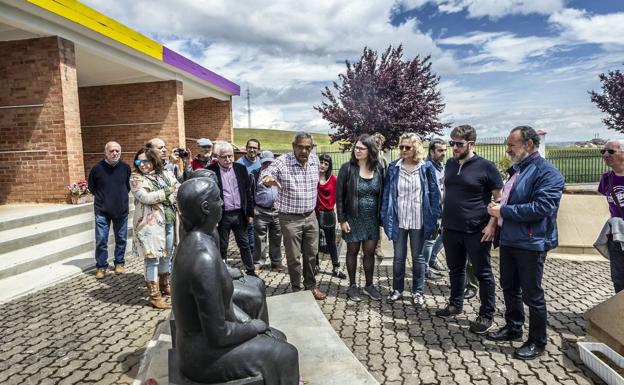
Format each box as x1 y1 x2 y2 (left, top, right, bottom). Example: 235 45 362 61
172 176 299 384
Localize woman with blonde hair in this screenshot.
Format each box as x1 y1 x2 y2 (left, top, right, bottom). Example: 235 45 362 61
381 133 441 307
131 147 180 309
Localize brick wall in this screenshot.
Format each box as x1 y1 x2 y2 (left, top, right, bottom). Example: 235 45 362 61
79 80 185 174
0 36 84 204
184 97 233 151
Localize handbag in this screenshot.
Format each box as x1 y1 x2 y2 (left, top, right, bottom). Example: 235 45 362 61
318 210 336 229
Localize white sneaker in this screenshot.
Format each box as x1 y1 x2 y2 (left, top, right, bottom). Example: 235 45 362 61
413 292 425 308
387 290 403 303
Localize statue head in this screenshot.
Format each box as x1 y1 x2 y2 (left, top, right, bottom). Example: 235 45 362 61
178 175 222 232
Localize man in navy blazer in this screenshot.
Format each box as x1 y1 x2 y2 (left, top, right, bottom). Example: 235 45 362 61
208 141 255 276
486 126 564 360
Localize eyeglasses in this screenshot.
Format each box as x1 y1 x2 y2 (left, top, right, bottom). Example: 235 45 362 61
134 160 150 166
354 146 368 152
449 140 471 148
399 145 412 151
200 145 212 149
600 149 619 155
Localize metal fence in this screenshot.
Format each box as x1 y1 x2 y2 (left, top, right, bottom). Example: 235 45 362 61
314 137 607 183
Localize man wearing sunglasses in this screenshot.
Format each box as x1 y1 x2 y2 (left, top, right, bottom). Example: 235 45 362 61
597 139 624 294
486 126 564 360
436 125 503 338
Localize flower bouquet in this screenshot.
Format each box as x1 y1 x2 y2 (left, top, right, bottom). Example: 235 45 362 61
67 178 93 204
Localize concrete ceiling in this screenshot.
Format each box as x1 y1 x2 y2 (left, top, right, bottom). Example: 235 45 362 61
0 20 211 100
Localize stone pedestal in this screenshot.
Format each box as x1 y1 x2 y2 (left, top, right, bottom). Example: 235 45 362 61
585 290 624 356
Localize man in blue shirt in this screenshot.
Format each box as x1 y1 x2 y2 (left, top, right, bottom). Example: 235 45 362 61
486 126 564 360
237 139 261 255
88 141 131 279
252 151 284 271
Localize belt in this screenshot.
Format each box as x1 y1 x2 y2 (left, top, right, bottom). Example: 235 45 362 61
255 204 275 210
224 209 242 214
279 211 313 217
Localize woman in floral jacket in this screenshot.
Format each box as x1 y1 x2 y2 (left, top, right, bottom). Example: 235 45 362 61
131 148 180 309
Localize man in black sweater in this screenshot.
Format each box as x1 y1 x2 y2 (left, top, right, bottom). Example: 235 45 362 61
88 141 131 279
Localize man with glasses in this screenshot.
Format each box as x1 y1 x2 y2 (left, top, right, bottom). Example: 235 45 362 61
597 139 624 294
436 125 503 338
192 138 216 170
261 132 327 300
486 126 564 360
208 141 255 276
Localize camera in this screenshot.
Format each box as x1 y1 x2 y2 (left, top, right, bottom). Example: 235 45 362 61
175 148 190 158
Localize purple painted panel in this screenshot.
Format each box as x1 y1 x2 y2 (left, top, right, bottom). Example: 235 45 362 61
163 47 240 96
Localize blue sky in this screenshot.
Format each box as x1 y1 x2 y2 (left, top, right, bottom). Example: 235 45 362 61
82 0 624 141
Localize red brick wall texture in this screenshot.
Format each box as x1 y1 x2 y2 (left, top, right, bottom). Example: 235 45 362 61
0 37 84 204
184 97 233 151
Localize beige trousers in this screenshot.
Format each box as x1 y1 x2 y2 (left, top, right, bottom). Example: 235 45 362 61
278 211 319 290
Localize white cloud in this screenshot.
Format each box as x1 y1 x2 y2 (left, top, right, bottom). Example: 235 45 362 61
398 0 565 19
549 9 624 45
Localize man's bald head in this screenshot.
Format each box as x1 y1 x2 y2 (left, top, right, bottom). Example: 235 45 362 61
104 141 121 164
148 138 167 161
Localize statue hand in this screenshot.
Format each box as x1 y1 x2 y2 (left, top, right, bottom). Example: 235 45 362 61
250 319 268 333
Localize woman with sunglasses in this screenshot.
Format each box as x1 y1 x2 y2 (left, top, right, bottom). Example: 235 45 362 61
316 154 346 279
381 133 441 307
131 148 180 309
337 134 385 301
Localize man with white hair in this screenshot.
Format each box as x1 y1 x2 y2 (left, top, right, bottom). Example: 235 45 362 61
598 138 624 293
208 141 255 275
88 141 131 279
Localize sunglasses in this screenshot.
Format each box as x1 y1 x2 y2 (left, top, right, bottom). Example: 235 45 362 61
399 145 412 151
134 160 150 166
200 145 212 149
600 149 619 155
449 140 471 148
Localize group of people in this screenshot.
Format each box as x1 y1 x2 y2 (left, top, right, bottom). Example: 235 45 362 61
87 123 624 362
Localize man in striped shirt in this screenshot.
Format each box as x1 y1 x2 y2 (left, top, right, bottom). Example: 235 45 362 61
261 132 327 300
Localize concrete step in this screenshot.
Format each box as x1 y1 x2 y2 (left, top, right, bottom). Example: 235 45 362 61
0 203 93 232
0 212 95 253
0 225 135 280
0 239 133 304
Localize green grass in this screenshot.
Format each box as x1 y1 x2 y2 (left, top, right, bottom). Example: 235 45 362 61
233 128 341 152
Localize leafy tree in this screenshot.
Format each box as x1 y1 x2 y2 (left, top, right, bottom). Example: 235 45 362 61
590 65 624 133
314 45 449 150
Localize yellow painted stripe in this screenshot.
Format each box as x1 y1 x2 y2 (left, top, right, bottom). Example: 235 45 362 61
27 0 163 60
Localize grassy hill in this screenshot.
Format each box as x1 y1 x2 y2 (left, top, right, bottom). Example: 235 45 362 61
233 128 341 152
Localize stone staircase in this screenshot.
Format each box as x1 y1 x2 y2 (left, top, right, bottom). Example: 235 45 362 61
0 202 134 303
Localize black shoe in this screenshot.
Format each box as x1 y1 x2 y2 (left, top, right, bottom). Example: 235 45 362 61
347 285 362 302
429 261 444 271
513 341 545 360
469 316 495 335
487 325 523 342
245 269 257 277
464 288 477 300
331 266 346 279
436 304 462 317
425 270 443 281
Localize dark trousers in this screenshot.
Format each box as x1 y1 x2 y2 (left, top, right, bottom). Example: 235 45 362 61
499 245 548 347
218 210 254 272
443 228 496 319
319 225 340 267
607 239 624 293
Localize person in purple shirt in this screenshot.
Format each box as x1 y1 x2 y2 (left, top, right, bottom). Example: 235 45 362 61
598 139 624 293
208 141 255 276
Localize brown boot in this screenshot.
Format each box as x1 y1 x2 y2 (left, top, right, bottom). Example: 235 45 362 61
158 273 171 296
146 281 171 309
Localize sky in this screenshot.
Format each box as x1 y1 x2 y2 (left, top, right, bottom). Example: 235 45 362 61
81 0 624 141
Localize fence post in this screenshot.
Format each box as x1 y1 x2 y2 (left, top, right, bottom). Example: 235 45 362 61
537 130 546 157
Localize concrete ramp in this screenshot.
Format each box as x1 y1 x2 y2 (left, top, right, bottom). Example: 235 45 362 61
554 194 609 254
267 291 379 385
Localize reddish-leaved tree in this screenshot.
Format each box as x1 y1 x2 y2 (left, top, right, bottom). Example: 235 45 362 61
314 45 449 150
590 65 624 133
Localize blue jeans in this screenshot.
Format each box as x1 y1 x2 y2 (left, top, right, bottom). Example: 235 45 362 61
94 213 128 269
247 223 255 253
144 257 172 281
607 239 624 293
392 228 425 294
421 233 443 271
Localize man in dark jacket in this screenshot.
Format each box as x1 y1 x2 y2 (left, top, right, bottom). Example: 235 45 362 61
208 141 255 275
88 141 131 279
486 126 564 360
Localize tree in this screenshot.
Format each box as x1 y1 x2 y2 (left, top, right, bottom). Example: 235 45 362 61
314 45 449 150
590 65 624 133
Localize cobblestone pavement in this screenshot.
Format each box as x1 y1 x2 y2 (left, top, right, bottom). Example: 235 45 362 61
0 244 614 385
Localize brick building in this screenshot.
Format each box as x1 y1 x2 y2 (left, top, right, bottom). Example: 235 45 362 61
0 0 239 204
